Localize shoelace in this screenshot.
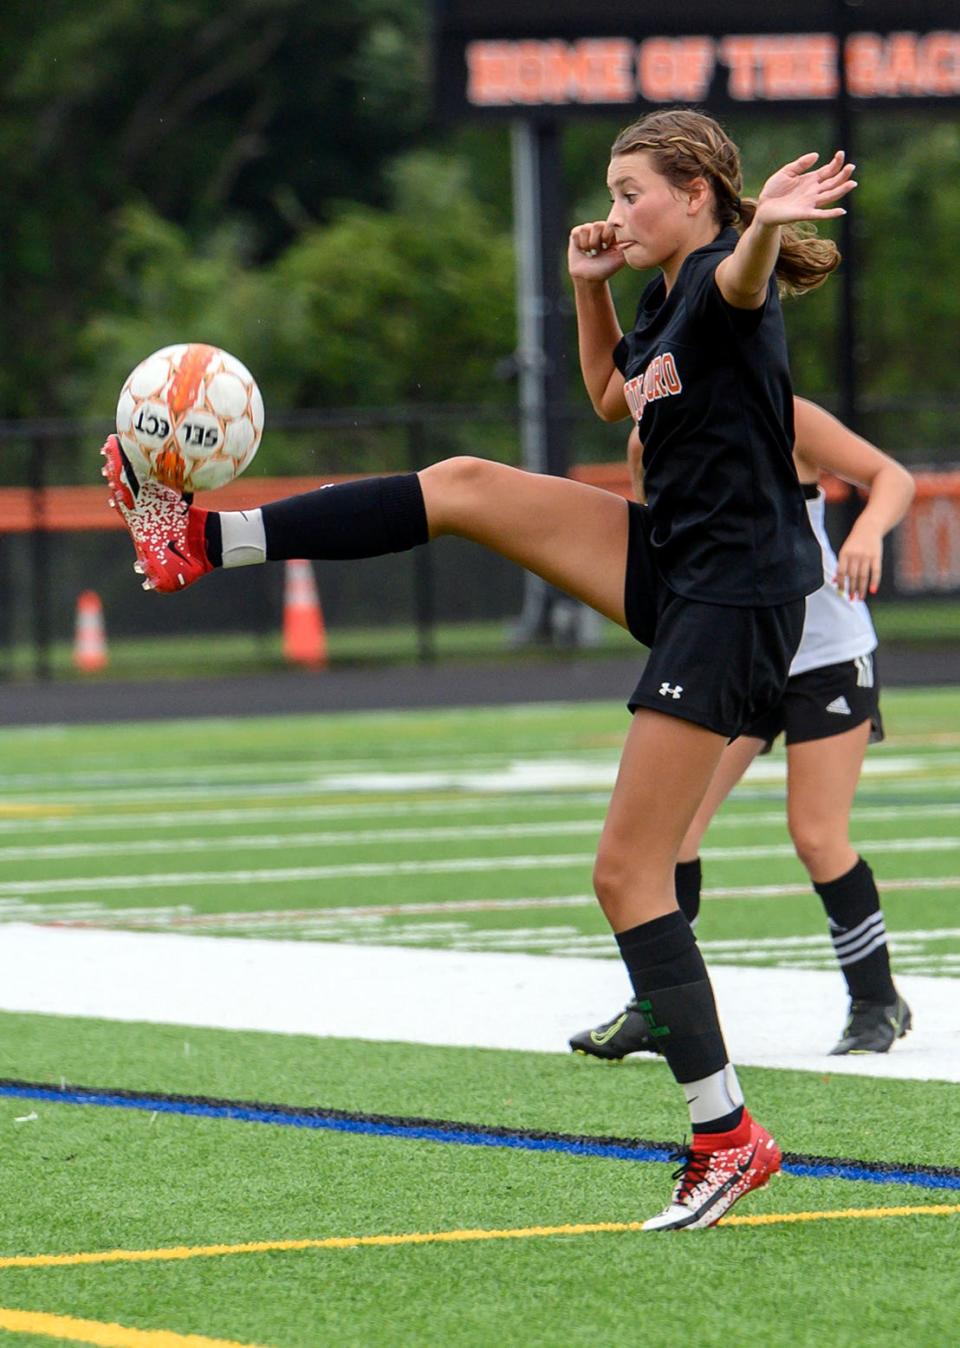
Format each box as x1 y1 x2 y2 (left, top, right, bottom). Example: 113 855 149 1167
669 1143 712 1202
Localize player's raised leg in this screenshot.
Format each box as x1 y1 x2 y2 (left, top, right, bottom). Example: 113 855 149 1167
103 437 631 624
419 457 629 625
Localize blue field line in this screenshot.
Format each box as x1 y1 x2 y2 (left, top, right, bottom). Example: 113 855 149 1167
3 1082 958 1192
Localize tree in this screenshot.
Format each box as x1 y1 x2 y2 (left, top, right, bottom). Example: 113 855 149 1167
79 152 517 473
0 0 426 418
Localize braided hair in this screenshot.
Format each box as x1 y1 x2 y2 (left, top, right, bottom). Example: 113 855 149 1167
610 109 839 296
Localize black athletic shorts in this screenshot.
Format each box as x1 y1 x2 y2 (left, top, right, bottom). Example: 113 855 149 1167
742 651 884 751
624 503 804 740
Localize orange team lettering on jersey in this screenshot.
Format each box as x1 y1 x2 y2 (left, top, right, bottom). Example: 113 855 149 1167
623 353 683 421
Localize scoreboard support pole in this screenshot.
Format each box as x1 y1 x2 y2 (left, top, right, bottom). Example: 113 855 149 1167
510 117 595 646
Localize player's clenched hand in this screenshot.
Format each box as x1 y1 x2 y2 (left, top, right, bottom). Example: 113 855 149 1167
568 222 624 281
834 520 883 600
755 151 857 227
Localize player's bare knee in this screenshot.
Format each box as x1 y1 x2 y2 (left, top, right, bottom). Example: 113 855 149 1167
790 823 845 877
419 456 497 534
592 847 633 922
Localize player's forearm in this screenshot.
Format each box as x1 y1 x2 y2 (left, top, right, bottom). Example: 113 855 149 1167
718 218 781 305
856 462 916 536
573 277 624 418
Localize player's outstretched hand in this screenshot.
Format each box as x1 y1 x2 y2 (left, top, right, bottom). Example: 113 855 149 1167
568 222 626 281
755 151 857 227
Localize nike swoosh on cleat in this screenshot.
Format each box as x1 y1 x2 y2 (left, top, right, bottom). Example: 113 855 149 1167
691 1143 760 1223
589 1014 628 1046
167 542 188 563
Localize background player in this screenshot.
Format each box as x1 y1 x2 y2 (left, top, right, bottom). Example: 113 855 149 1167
571 401 916 1061
102 109 855 1230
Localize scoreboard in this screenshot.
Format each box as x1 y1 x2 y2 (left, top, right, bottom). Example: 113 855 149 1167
432 1 960 117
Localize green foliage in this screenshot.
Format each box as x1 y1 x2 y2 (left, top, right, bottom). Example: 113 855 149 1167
269 153 516 408
0 0 427 417
79 152 517 471
856 118 960 397
3 5 960 464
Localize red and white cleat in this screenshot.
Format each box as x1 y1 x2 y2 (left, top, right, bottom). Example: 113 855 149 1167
642 1112 782 1231
101 434 213 593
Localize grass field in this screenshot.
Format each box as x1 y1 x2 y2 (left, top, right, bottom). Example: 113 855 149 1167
0 688 958 1346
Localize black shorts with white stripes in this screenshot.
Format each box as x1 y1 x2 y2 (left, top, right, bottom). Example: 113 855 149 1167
742 651 883 750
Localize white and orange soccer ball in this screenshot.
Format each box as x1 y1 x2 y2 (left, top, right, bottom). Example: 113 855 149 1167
115 343 264 492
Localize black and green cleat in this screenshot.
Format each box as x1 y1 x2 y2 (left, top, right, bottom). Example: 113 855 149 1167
569 999 661 1060
829 993 912 1055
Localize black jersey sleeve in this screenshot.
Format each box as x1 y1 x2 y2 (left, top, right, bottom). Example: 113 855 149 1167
686 252 771 336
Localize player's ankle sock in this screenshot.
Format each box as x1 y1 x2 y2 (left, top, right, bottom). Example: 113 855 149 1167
201 509 266 569
813 856 897 1003
675 858 702 927
615 910 741 1132
258 473 429 561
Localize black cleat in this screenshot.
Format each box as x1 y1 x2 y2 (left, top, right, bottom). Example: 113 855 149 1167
569 999 660 1060
829 993 912 1055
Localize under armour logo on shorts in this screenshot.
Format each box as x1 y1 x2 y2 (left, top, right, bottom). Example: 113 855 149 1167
658 682 683 699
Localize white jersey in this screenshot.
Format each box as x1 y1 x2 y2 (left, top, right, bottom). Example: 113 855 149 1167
790 487 878 677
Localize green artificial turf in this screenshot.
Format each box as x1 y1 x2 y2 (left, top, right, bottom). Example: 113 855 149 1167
0 690 957 1345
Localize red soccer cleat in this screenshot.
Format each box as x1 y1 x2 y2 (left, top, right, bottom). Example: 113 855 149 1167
101 434 213 593
642 1112 782 1231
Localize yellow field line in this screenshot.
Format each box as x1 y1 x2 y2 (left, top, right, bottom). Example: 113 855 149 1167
0 1306 261 1347
1 1203 957 1272
0 804 80 818
720 1203 960 1227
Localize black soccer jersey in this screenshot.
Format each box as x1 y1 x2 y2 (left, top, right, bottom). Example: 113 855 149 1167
613 227 821 607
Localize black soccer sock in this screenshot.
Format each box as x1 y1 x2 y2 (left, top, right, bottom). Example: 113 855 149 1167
262 473 429 560
675 858 702 926
616 911 741 1131
204 512 223 567
202 473 430 568
813 856 897 1003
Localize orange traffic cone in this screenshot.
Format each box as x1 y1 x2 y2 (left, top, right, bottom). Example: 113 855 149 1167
283 559 327 669
73 591 108 672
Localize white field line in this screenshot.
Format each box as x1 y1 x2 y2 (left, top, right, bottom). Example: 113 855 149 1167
27 875 960 932
1 747 953 793
4 821 960 866
0 749 624 791
0 752 950 807
0 855 596 897
1 837 957 895
0 794 613 835
3 797 960 842
0 924 956 1083
0 820 604 863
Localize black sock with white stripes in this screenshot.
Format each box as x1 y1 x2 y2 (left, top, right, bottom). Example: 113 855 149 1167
813 856 897 1003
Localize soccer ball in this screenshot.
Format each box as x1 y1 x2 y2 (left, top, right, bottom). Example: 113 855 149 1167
116 343 264 492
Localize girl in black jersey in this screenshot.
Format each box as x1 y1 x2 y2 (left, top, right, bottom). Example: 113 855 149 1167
572 404 915 1063
102 108 855 1231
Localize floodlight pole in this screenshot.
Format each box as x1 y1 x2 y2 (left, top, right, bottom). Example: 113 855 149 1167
510 117 577 644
